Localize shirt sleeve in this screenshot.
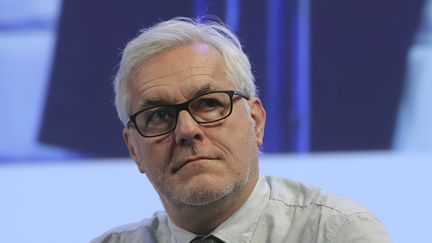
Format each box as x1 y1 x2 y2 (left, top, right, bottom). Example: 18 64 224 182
329 212 391 243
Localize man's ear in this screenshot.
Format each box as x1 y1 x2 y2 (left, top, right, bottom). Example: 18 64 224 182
249 98 266 147
123 127 143 172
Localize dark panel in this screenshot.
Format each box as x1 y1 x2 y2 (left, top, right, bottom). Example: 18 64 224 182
310 0 424 151
237 1 270 150
196 0 226 19
239 0 299 152
39 0 195 157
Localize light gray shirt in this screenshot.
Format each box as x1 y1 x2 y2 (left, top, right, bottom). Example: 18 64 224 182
91 176 390 243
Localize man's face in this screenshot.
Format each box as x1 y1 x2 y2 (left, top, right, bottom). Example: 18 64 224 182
123 43 266 208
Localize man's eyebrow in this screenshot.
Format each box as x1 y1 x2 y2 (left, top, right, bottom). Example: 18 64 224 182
139 98 170 109
192 84 218 97
138 84 220 108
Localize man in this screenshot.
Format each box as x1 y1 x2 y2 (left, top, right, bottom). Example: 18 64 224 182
92 17 390 243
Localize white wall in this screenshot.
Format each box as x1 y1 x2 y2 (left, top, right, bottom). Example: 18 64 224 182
1 152 431 243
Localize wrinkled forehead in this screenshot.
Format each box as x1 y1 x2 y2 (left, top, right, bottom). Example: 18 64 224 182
126 43 234 108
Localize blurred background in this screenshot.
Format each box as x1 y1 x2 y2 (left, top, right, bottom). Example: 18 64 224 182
1 0 431 242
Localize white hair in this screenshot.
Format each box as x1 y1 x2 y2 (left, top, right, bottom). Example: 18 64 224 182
114 17 257 125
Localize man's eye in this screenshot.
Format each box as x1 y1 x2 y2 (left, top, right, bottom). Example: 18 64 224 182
148 109 171 123
195 98 223 110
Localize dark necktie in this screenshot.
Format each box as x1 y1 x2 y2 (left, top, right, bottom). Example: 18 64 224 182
190 235 224 243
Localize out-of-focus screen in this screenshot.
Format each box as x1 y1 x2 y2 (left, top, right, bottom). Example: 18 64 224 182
1 0 431 242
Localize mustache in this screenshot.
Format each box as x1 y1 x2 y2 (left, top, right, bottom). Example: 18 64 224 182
169 150 224 172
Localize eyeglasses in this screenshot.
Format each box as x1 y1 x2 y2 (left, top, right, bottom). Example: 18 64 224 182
127 90 249 137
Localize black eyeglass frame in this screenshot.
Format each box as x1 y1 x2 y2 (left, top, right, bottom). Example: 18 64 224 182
127 90 250 138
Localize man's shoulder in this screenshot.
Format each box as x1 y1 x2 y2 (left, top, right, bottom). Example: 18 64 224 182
264 176 369 216
90 211 167 243
261 176 390 242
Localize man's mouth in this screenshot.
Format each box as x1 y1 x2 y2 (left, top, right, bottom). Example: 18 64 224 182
171 156 218 173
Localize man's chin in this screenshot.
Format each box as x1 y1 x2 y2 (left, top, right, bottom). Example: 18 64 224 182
170 183 234 207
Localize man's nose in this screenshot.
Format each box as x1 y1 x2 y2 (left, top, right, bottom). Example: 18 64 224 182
174 110 204 146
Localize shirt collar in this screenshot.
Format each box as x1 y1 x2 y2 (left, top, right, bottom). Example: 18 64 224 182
167 175 270 243
167 217 197 243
